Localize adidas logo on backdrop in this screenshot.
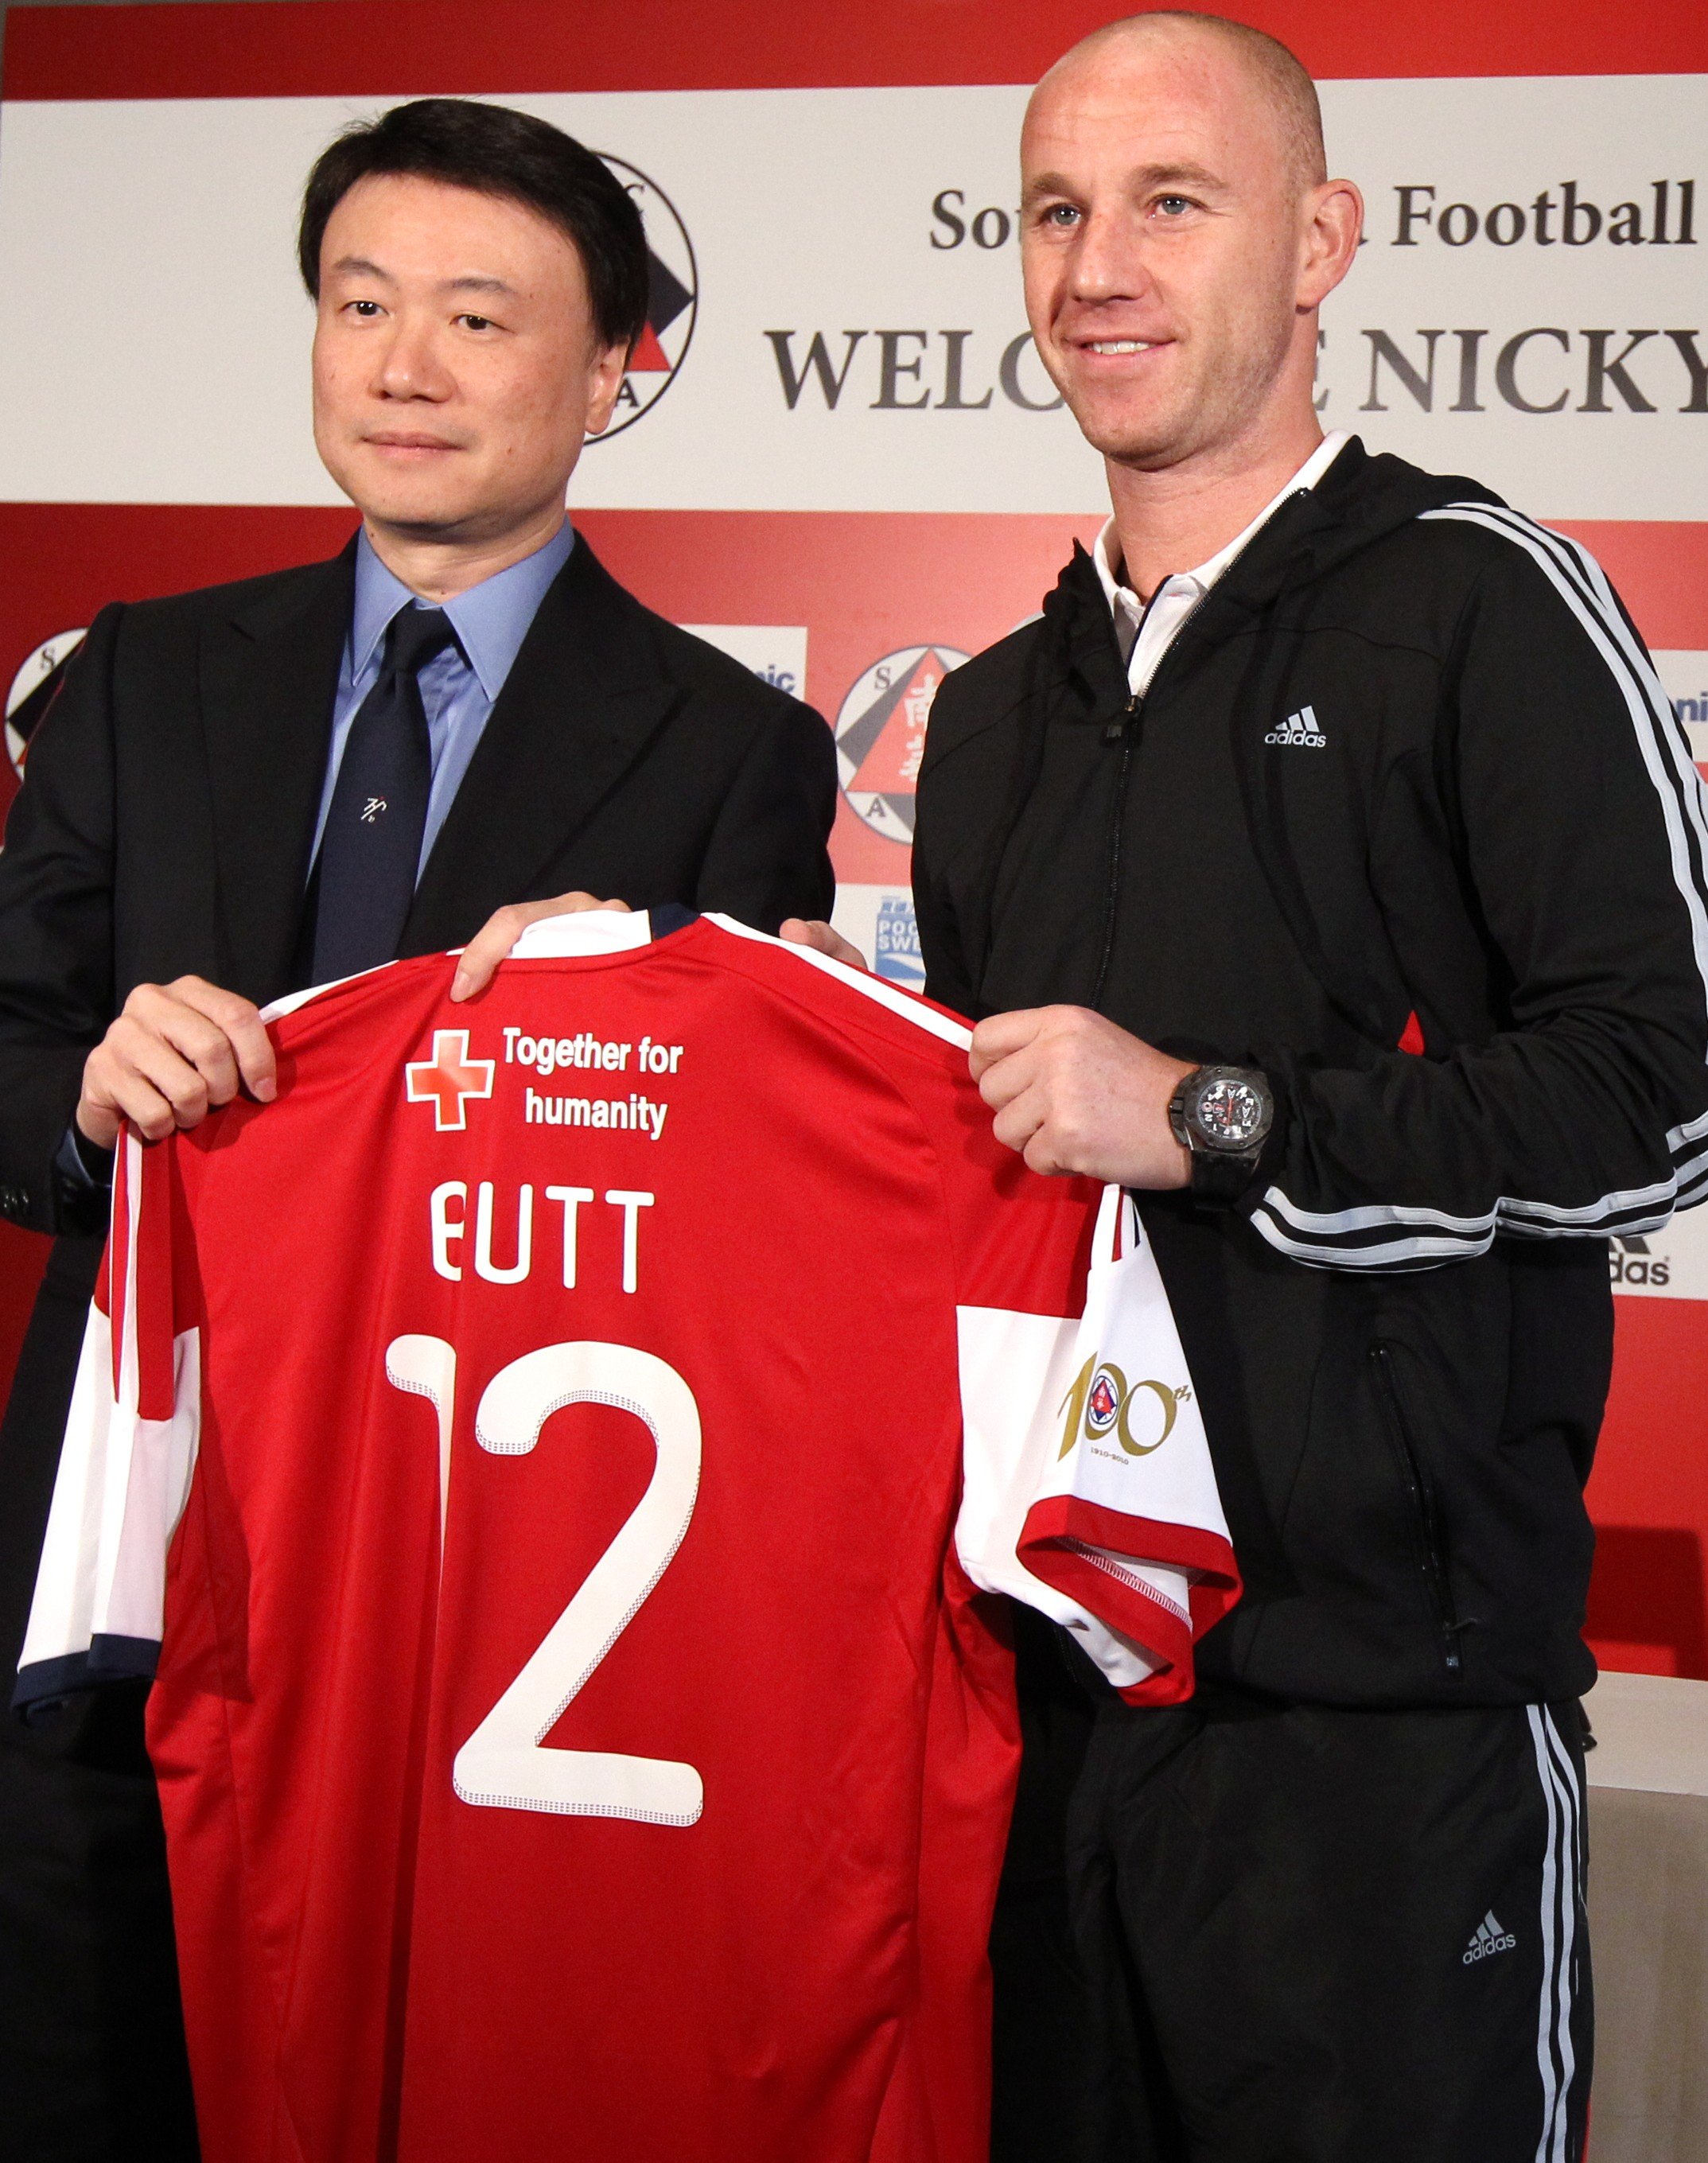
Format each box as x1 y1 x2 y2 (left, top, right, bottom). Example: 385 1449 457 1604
1462 1911 1517 1965
1264 705 1327 749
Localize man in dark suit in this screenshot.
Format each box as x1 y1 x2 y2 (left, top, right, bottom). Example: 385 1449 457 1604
0 98 835 2159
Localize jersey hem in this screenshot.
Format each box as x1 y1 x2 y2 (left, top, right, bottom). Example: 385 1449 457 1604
1017 1496 1241 1702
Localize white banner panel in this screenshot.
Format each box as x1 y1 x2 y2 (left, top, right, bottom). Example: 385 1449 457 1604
0 78 1702 515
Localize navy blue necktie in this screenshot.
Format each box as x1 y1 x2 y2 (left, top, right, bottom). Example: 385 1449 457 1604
310 605 458 983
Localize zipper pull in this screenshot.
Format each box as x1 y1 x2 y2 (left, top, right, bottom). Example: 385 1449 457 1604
1103 692 1141 745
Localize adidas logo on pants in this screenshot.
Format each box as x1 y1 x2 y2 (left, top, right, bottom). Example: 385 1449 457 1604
1463 1910 1518 1963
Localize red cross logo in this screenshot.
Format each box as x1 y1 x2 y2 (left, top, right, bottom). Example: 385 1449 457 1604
405 1030 495 1131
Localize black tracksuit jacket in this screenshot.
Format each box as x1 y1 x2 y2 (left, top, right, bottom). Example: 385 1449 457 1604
914 435 1708 1709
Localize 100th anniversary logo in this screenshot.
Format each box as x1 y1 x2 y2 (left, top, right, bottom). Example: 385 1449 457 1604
593 156 698 438
835 645 969 845
1059 1356 1192 1461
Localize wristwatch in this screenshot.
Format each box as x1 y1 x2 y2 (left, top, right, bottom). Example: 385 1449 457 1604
1166 1064 1274 1204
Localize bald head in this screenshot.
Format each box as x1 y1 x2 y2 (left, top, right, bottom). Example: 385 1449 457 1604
1016 6 1361 477
1033 12 1327 199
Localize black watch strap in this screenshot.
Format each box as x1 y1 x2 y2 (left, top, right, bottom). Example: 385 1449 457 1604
1187 1145 1263 1205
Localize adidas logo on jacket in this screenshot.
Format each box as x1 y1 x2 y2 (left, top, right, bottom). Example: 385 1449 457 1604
1264 705 1327 748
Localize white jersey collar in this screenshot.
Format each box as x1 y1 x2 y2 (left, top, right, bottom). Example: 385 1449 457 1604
509 910 656 959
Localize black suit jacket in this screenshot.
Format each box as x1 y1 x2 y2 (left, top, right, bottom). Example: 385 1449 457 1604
0 533 836 1239
0 536 835 1700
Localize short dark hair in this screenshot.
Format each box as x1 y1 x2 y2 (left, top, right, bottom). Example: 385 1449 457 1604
298 98 650 352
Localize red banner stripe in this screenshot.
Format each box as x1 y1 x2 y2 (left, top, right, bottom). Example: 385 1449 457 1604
6 0 1706 102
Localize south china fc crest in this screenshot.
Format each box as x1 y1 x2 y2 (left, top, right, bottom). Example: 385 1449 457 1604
593 157 698 438
3 628 87 831
6 628 86 781
1086 1367 1123 1436
835 645 968 845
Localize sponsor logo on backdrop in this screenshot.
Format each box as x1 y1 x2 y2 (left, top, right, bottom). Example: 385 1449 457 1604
1655 654 1708 774
593 157 698 439
1611 1211 1708 1301
5 629 86 784
827 886 912 975
835 645 968 844
680 625 807 699
1611 1235 1672 1290
873 894 924 987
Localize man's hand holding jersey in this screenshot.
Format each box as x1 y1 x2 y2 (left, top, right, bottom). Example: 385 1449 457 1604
776 919 865 969
971 1006 1194 1189
74 890 640 1148
77 977 278 1150
450 891 636 1002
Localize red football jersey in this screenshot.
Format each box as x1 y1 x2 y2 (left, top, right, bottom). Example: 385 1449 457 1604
20 911 1235 2163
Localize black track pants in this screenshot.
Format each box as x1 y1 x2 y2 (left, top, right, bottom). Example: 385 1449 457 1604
991 1621 1592 2163
0 1706 198 2161
0 1243 197 2161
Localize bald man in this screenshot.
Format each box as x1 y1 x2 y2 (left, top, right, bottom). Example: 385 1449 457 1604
913 14 1708 2161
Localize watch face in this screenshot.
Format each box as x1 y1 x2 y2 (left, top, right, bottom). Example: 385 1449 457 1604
1196 1076 1267 1150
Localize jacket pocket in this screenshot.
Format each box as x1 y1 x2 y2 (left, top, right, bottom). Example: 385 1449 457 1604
1368 1340 1463 1675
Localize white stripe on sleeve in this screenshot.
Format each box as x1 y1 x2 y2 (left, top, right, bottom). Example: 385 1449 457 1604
1256 508 1708 1270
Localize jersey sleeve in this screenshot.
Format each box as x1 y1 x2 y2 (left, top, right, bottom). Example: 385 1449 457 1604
14 1128 200 1714
951 1173 1239 1706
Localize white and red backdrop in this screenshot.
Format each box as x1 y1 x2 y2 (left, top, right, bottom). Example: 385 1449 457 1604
1 0 1703 1673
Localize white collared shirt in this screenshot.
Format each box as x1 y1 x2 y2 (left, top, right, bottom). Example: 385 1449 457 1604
1093 432 1350 696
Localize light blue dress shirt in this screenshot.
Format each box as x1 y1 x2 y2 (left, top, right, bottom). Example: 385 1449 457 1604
309 519 577 879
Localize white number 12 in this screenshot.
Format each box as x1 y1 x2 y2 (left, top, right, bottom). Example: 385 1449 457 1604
385 1336 704 1826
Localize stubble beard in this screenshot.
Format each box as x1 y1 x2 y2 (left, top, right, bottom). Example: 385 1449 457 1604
1070 321 1297 475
